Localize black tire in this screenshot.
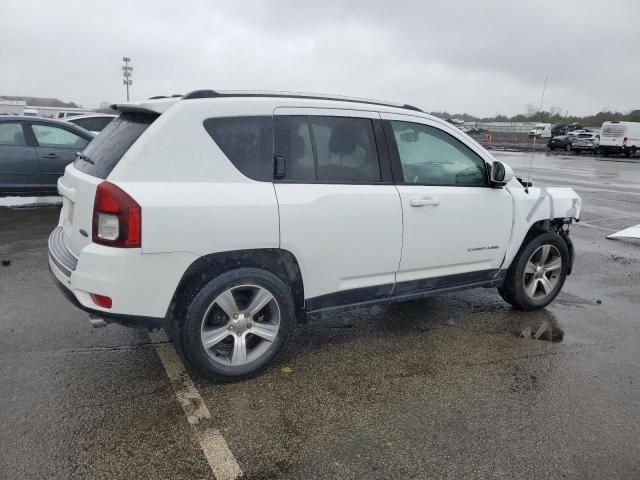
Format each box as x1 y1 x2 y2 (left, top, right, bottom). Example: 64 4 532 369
574 149 581 155
548 146 555 151
498 232 569 311
602 150 609 157
628 147 637 158
565 144 571 151
180 267 296 381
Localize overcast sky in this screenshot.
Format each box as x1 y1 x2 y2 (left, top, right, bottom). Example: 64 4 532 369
1 0 638 116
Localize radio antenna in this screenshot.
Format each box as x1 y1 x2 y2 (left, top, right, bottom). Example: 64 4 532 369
525 76 548 193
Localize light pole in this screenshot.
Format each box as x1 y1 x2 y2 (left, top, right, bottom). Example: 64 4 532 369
122 57 133 101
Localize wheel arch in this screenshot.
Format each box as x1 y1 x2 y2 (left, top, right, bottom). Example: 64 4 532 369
168 248 306 327
514 219 575 275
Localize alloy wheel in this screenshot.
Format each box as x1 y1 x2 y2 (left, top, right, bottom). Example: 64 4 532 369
523 245 562 300
200 284 281 366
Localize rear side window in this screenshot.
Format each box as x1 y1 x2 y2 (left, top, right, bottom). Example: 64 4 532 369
74 113 156 178
203 116 274 181
32 124 89 149
309 116 380 182
274 116 382 183
0 122 26 146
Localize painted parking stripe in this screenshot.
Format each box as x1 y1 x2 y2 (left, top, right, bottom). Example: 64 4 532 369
148 329 242 480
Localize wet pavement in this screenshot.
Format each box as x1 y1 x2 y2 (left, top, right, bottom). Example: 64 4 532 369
1 152 639 479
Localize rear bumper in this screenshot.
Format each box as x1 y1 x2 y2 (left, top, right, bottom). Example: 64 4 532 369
48 226 197 327
49 264 163 330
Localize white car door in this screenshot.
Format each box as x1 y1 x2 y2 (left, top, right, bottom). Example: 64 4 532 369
273 108 402 311
380 113 513 291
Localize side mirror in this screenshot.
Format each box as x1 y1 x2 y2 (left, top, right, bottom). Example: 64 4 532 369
490 161 514 186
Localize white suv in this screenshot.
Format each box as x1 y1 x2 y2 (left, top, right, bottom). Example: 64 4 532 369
49 90 581 380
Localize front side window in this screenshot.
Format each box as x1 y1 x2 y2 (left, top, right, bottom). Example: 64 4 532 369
390 121 487 186
0 122 26 146
32 124 89 149
203 116 274 181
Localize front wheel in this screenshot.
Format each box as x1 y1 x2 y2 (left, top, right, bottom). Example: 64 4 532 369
565 144 571 152
180 267 296 381
498 232 569 310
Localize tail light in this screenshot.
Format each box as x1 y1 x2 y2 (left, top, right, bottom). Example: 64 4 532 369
623 137 628 146
92 181 141 248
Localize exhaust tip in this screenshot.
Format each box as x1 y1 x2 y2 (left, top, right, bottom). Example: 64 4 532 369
89 314 108 328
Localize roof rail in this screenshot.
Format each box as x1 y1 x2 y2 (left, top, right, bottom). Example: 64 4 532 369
181 89 424 113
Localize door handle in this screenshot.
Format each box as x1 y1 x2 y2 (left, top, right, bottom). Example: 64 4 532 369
410 197 440 207
42 153 60 159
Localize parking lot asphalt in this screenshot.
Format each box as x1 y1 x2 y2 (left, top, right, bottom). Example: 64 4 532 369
1 152 639 479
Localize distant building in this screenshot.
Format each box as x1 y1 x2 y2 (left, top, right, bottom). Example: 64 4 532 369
0 97 95 118
0 98 26 115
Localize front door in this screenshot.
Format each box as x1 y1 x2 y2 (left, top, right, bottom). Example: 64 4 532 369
381 113 513 290
273 108 403 310
29 122 90 189
0 121 39 193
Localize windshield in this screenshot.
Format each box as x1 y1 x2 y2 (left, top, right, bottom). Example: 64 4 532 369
73 112 157 178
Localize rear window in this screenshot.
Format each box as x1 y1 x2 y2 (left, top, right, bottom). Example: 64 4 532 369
70 116 115 132
73 112 156 178
203 116 274 181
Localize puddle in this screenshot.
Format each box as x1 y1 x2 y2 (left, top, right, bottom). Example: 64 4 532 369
509 310 564 343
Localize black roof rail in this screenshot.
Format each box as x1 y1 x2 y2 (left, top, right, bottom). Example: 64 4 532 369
148 94 183 100
181 89 424 113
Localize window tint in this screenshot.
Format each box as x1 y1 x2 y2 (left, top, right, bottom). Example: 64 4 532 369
73 112 156 178
32 124 89 149
0 122 26 146
390 121 487 186
203 116 274 181
274 116 314 181
309 117 380 182
71 117 114 132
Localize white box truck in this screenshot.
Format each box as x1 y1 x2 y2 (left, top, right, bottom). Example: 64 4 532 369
529 123 552 138
599 121 640 157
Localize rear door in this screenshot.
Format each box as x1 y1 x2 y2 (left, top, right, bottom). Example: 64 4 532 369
0 120 39 193
273 108 402 309
28 122 91 188
381 113 513 289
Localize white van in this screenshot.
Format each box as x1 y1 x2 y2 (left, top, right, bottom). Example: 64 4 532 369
529 123 552 139
599 121 640 157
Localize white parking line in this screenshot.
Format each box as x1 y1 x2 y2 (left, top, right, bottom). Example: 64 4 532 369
148 329 242 480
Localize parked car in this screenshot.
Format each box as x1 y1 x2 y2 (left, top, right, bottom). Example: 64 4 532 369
0 116 94 195
571 133 599 154
64 114 117 135
547 135 573 151
48 90 581 381
599 121 640 157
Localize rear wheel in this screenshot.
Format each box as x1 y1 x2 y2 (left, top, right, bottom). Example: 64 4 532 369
565 144 571 151
498 232 569 310
180 268 295 381
626 147 637 158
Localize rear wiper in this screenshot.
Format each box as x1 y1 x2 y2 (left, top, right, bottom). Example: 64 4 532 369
75 151 94 164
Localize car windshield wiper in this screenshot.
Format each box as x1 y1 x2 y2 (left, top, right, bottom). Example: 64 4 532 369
75 151 94 164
